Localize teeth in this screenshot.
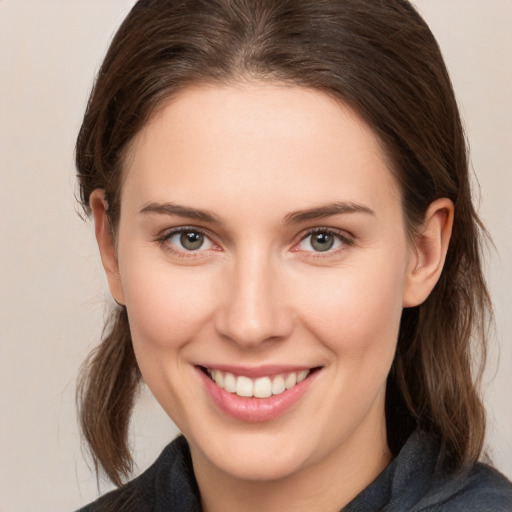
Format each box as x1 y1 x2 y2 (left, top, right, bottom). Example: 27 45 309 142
254 377 272 398
212 369 224 388
236 376 253 397
208 369 311 398
284 373 297 389
297 370 308 383
223 372 236 393
271 375 285 395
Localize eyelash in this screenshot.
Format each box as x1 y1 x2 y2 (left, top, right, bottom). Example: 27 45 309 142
155 226 354 259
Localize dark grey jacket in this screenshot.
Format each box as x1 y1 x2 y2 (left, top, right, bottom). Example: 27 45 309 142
78 431 512 511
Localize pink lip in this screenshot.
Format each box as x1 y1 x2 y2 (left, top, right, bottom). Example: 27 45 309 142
196 366 320 423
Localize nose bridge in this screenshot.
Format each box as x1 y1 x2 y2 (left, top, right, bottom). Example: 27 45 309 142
215 243 292 347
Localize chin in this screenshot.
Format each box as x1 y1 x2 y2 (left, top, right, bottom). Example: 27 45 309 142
187 425 324 483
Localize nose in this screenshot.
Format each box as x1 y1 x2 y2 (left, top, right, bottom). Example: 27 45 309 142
214 250 294 348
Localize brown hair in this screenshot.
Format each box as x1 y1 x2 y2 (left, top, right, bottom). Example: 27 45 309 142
76 0 491 487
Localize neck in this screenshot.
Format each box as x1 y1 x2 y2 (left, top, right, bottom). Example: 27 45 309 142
191 410 391 512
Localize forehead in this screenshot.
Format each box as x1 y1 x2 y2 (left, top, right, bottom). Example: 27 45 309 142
121 82 401 218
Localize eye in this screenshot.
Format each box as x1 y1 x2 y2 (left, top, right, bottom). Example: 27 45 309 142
175 230 207 251
160 228 216 254
295 228 352 254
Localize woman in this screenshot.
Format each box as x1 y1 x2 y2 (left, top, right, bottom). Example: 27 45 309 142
75 0 512 510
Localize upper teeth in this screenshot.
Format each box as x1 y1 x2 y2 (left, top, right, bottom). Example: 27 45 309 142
207 369 310 398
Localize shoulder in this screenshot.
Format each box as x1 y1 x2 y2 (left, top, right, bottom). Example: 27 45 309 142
75 435 199 512
417 462 512 511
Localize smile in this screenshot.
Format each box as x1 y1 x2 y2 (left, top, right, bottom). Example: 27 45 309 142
197 365 321 422
206 368 310 398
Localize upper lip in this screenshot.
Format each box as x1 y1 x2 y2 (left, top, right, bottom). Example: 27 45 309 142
196 364 318 379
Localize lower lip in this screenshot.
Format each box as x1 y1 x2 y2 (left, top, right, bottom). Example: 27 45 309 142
197 368 318 423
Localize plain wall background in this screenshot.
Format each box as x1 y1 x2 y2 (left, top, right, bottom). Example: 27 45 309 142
0 1 510 510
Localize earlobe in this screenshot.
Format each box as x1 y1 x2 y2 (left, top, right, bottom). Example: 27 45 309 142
402 198 454 308
89 189 126 305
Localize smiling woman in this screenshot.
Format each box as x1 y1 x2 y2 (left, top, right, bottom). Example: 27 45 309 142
74 1 511 511
92 86 416 490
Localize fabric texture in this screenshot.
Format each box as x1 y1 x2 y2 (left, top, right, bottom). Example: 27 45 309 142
77 431 512 511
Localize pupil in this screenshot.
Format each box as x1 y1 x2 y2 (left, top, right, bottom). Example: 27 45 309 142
311 233 334 252
180 231 203 250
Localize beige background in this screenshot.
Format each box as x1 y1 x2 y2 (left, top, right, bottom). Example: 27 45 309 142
0 1 510 510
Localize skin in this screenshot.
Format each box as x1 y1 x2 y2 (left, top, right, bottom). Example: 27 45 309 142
91 82 453 512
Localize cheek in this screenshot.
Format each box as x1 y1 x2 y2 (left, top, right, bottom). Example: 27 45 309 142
117 250 218 424
118 250 216 352
294 251 407 364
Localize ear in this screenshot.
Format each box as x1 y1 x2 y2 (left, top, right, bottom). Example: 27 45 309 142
89 189 126 305
402 198 454 308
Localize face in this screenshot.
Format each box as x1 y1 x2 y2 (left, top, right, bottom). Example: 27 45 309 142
104 83 418 483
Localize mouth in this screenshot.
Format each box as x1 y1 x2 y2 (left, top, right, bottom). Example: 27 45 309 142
197 365 322 422
200 366 320 399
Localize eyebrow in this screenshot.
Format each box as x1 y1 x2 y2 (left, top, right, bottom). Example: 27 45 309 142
139 200 374 225
283 201 375 224
139 202 223 224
